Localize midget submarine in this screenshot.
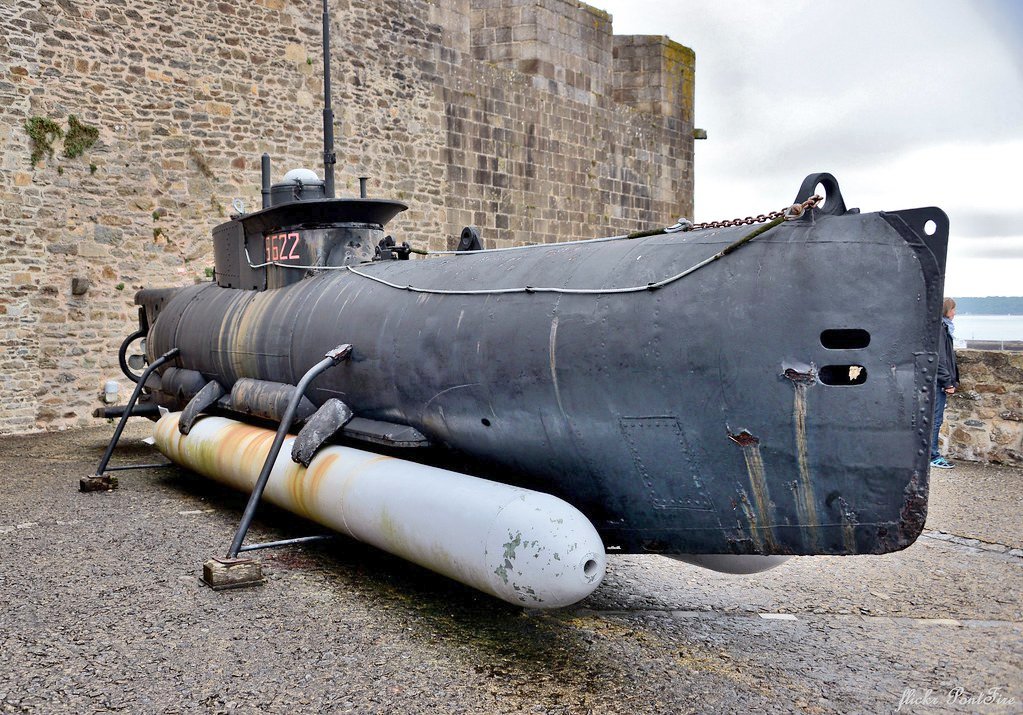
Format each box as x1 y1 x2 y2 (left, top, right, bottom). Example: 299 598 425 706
88 2 949 609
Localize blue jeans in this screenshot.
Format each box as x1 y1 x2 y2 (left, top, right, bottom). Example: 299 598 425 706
931 389 947 459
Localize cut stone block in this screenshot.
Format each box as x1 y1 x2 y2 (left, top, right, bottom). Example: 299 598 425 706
202 557 264 590
79 474 118 492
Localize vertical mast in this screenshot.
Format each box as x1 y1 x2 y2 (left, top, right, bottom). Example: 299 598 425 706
321 0 337 198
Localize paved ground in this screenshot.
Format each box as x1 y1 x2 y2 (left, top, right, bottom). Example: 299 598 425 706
0 423 1020 714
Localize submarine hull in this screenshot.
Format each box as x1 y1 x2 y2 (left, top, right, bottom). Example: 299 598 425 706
139 201 948 558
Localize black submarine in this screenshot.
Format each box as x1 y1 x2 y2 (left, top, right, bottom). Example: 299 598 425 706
88 0 949 607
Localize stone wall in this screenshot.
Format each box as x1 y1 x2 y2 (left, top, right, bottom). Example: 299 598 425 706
0 0 695 435
942 350 1023 466
471 0 613 106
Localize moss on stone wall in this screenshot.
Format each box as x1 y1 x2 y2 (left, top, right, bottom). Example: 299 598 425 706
24 116 63 166
23 114 99 166
63 115 99 159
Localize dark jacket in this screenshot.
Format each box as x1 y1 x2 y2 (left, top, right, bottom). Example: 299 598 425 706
936 319 959 390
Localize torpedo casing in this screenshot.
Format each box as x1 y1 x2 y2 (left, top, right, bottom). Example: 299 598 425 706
153 413 607 608
142 206 948 558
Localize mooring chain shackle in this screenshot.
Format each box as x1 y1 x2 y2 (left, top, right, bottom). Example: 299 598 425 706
663 218 694 233
781 194 823 221
675 194 824 232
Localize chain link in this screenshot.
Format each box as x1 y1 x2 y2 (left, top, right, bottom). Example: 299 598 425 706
687 194 823 231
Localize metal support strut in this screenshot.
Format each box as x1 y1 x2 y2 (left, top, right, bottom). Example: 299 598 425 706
80 347 180 492
202 344 352 590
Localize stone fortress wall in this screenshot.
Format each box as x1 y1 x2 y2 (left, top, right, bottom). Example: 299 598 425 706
0 0 696 434
943 350 1023 467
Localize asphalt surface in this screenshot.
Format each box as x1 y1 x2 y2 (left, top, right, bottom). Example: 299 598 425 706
0 423 1020 714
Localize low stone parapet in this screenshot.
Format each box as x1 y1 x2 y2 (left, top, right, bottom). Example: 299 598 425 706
943 349 1023 466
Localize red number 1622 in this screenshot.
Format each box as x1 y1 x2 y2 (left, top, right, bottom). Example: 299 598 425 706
265 231 301 262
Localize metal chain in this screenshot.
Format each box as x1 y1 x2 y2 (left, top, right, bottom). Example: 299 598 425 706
677 194 824 232
252 196 828 266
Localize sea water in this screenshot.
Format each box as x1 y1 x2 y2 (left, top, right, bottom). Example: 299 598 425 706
952 315 1023 343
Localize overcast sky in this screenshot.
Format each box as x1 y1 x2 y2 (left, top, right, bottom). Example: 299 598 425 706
595 0 1022 298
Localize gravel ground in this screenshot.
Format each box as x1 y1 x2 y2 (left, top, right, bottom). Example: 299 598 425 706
0 423 1019 714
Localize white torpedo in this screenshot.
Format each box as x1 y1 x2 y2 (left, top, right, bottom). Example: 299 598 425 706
153 413 606 608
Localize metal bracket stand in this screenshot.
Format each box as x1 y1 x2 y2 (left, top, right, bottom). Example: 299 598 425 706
81 348 180 493
201 344 353 591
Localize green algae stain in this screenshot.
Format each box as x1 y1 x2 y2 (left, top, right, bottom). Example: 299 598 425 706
502 531 522 561
493 560 511 585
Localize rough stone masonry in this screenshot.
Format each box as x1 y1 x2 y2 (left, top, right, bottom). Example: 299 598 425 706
944 350 1023 467
0 0 696 434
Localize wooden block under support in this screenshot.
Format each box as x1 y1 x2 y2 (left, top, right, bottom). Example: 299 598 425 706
79 475 118 492
202 557 264 590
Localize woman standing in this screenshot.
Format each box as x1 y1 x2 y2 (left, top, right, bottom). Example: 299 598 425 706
931 297 959 469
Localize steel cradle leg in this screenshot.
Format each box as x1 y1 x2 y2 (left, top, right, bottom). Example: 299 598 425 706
201 344 352 591
80 348 180 493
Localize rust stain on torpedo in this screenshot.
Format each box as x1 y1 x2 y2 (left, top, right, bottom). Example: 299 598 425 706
287 452 340 521
784 366 821 551
728 430 777 552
